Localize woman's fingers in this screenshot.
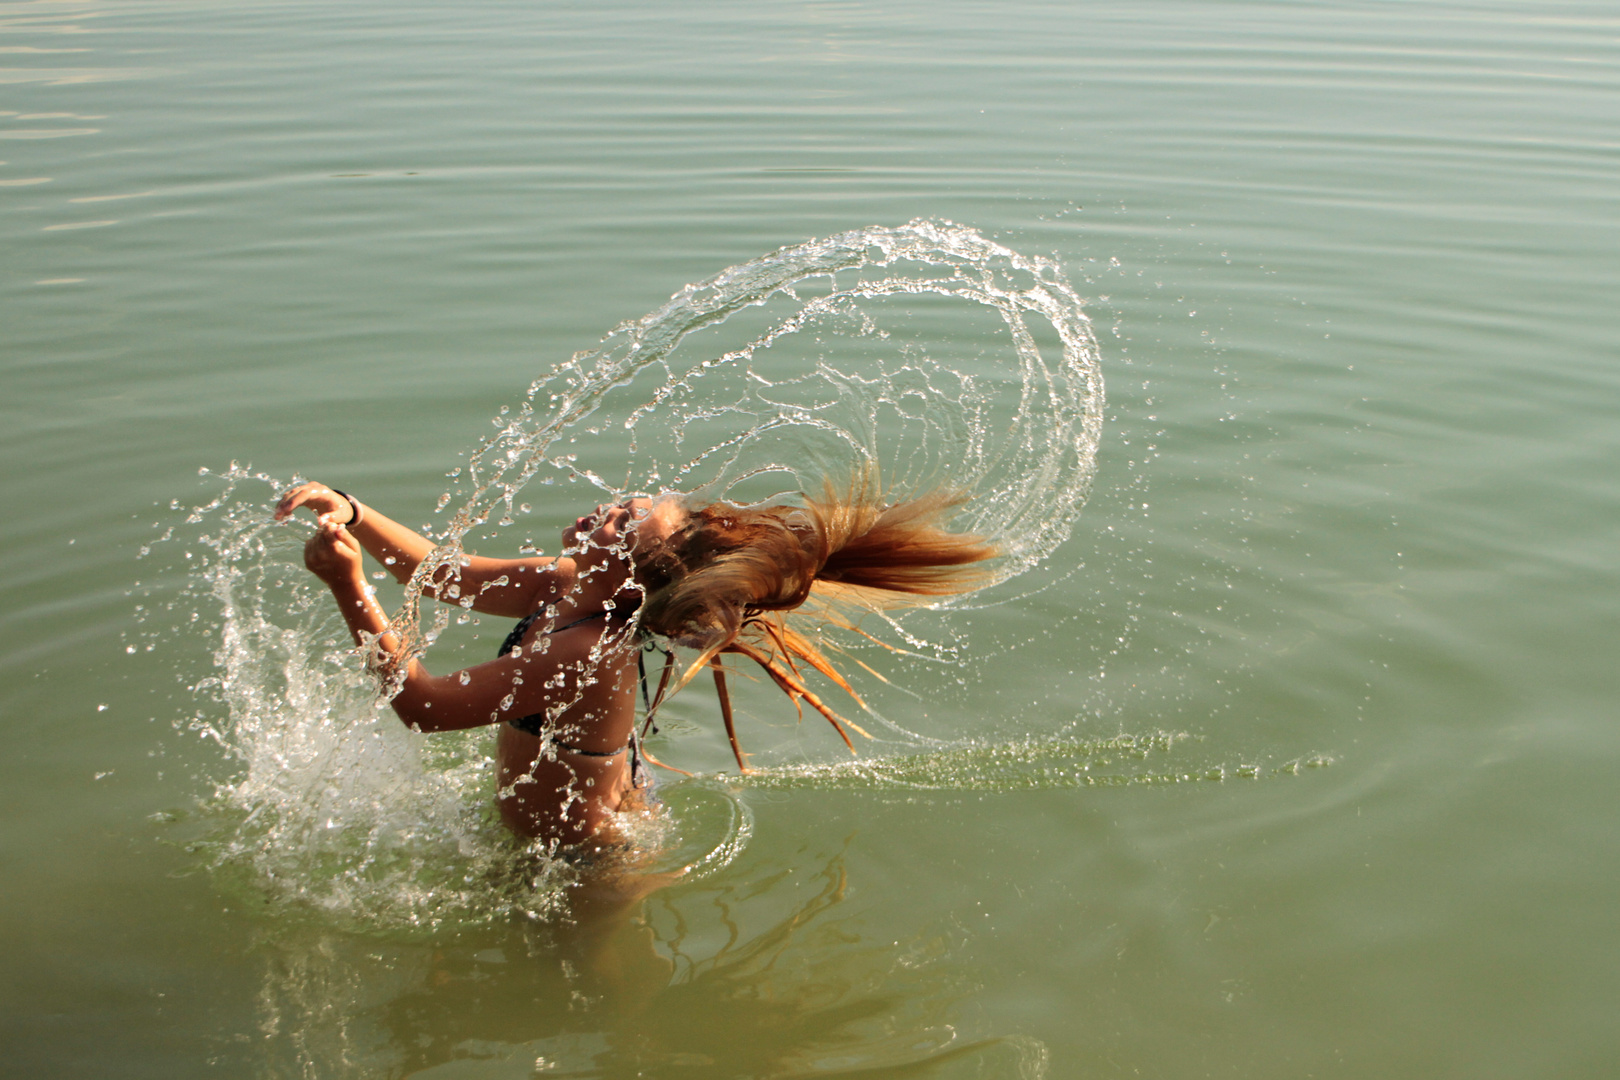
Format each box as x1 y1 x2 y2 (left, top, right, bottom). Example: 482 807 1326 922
275 483 315 520
304 520 363 579
334 521 363 553
319 518 360 548
302 527 327 571
275 482 338 522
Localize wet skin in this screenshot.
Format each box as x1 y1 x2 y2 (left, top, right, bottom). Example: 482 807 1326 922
277 484 685 847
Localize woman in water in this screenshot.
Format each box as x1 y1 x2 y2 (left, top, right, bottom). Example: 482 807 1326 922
275 477 996 852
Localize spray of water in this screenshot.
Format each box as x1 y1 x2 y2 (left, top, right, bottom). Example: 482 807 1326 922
169 221 1105 928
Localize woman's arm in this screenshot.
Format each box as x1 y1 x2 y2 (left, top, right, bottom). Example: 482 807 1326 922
303 520 634 737
277 482 559 619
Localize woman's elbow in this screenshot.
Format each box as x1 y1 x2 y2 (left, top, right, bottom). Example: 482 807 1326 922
390 687 455 733
389 683 495 734
389 697 433 732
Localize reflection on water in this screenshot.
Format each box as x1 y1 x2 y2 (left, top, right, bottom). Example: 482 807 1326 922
41 216 115 229
252 848 1048 1079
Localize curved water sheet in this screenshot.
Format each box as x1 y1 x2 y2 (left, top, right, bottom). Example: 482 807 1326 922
167 221 1103 929
395 219 1103 675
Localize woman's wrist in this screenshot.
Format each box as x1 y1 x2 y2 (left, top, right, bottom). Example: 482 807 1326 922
330 488 364 528
324 568 372 603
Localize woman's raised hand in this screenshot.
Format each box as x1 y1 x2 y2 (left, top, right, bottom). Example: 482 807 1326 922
276 482 352 526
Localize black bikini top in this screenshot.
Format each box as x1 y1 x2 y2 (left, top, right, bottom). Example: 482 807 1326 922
496 601 639 658
497 599 646 741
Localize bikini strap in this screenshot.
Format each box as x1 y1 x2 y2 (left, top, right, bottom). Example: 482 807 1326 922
498 598 645 658
551 737 628 758
552 735 650 790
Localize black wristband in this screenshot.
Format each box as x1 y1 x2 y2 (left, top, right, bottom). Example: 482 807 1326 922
330 489 364 529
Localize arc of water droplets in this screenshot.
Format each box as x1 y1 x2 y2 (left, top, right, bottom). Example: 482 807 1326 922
384 219 1104 688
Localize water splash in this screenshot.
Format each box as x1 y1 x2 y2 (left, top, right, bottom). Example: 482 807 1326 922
166 221 1105 928
163 470 760 931
168 483 577 930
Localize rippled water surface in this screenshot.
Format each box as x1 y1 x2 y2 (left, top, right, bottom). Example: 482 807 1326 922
5 2 1619 1077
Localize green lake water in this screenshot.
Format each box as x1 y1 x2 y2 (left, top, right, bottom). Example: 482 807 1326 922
4 1 1619 1076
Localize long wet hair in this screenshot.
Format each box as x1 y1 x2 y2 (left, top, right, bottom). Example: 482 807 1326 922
632 473 999 770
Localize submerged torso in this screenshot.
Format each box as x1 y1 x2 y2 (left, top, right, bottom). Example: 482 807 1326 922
492 607 646 845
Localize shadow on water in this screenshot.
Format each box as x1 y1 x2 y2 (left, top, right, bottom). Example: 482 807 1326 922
249 847 1049 1080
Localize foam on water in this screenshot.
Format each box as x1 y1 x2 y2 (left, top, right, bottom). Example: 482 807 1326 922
738 733 1334 792
165 221 1105 928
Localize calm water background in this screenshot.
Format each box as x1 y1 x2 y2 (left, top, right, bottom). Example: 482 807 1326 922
4 1 1619 1076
